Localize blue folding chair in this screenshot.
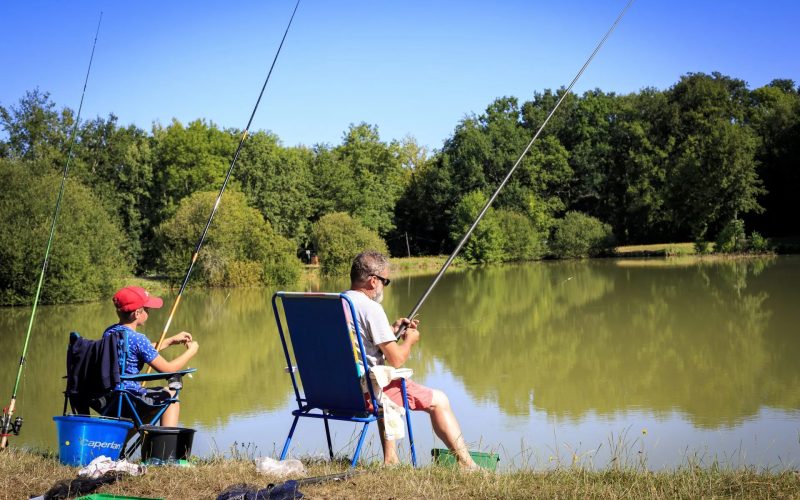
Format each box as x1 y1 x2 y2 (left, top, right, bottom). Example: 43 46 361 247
64 330 195 455
272 292 417 467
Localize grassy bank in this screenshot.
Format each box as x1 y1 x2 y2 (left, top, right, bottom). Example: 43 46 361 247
2 449 798 499
614 242 698 257
299 255 465 286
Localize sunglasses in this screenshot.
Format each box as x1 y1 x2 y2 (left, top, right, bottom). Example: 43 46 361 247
371 274 391 286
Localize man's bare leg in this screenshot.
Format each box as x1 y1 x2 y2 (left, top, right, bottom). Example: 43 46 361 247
426 389 478 469
377 418 399 465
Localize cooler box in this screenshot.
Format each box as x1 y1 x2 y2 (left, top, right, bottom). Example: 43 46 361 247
53 415 133 466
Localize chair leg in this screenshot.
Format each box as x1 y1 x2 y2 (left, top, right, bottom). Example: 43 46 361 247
324 417 334 460
350 422 370 468
280 416 300 460
122 431 144 459
401 379 417 467
148 405 168 426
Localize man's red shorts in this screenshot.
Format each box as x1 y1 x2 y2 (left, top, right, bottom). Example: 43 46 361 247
366 379 434 411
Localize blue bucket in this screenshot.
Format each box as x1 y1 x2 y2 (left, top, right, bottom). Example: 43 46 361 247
53 415 134 466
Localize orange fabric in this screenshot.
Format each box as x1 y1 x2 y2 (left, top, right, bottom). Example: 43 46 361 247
365 379 433 411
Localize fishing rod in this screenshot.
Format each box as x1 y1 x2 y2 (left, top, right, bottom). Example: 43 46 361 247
0 13 104 449
150 0 301 356
397 0 634 338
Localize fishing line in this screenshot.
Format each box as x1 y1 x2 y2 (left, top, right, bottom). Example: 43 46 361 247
397 0 634 338
150 0 301 355
1 12 104 449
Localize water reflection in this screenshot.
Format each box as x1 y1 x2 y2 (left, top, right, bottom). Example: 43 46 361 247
412 258 797 429
1 256 798 468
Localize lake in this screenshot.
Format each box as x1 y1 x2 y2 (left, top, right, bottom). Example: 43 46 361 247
1 256 798 470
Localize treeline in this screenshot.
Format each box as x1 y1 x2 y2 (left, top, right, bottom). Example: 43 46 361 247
1 72 798 303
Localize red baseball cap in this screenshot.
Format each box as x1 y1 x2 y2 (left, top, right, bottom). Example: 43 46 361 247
113 286 164 312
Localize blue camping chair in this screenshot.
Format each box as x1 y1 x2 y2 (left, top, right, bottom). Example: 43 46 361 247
272 292 417 467
64 330 195 455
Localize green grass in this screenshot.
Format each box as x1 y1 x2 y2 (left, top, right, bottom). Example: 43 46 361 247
3 448 798 500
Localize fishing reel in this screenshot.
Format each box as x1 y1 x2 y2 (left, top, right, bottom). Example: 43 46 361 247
0 412 23 437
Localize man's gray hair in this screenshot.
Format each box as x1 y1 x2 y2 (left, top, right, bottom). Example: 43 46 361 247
350 251 389 284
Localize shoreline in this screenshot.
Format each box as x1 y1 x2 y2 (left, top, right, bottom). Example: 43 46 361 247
3 448 798 499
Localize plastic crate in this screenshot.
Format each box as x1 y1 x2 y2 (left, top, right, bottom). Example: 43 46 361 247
431 448 499 471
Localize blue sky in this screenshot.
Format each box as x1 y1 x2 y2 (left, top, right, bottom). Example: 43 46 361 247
2 1 798 151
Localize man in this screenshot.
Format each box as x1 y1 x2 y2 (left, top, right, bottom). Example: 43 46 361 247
104 286 199 426
344 251 478 469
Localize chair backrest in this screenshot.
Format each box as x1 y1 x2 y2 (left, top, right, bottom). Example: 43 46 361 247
273 292 376 414
65 331 121 414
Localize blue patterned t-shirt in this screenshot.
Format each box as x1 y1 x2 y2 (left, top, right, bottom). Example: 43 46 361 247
103 324 158 395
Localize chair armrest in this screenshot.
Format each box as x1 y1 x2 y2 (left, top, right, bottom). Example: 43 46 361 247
393 368 413 379
121 368 196 382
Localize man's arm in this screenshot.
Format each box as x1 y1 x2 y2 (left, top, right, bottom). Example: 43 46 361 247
378 328 419 368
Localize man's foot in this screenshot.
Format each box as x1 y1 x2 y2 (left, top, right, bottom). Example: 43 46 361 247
459 461 483 472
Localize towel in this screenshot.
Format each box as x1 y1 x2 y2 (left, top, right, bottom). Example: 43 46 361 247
369 366 413 441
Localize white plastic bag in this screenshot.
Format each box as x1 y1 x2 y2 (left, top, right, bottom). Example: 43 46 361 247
254 456 305 476
78 455 146 478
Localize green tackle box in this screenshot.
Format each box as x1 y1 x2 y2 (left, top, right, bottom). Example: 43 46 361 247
431 448 500 471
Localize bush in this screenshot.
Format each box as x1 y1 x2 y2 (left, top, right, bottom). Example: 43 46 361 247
155 190 300 287
748 231 771 253
550 211 615 259
310 212 388 276
693 240 712 255
450 191 505 264
715 219 747 253
0 159 132 304
496 209 545 261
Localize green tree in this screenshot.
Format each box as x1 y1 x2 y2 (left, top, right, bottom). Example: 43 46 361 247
666 73 764 239
747 79 800 236
72 116 155 269
496 209 545 261
310 212 387 276
550 211 615 259
155 190 300 287
450 191 505 264
150 119 237 223
603 89 672 243
334 123 408 235
0 159 132 304
556 89 618 216
0 89 70 166
235 131 314 243
715 218 747 253
393 157 456 255
398 96 571 256
307 143 359 220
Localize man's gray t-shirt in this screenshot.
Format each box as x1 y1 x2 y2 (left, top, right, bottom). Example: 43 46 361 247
343 290 396 366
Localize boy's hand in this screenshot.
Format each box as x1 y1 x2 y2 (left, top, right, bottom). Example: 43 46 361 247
168 331 193 346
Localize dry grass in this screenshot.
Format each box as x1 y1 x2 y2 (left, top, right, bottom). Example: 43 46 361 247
2 448 798 500
614 242 698 257
300 256 463 285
